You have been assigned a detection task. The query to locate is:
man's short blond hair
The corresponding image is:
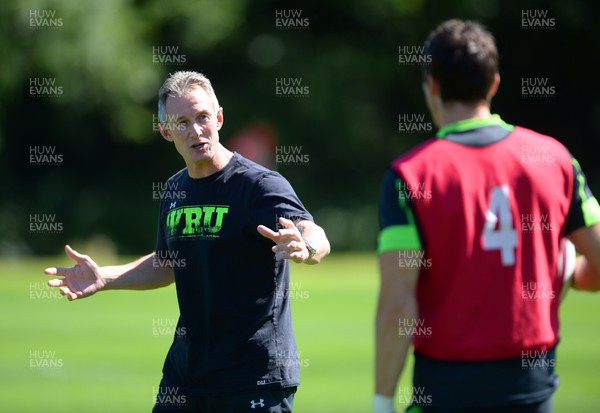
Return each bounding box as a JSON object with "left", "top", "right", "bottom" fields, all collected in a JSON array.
[{"left": 158, "top": 71, "right": 220, "bottom": 123}]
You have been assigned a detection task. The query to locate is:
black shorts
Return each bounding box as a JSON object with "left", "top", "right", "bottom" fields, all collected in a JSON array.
[
  {"left": 406, "top": 396, "right": 552, "bottom": 413},
  {"left": 152, "top": 386, "right": 296, "bottom": 413}
]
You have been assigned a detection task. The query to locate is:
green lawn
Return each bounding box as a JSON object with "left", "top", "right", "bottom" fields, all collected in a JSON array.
[{"left": 1, "top": 254, "right": 599, "bottom": 412}]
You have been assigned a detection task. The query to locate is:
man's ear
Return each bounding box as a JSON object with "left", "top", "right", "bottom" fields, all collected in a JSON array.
[
  {"left": 487, "top": 73, "right": 501, "bottom": 100},
  {"left": 158, "top": 123, "right": 173, "bottom": 142},
  {"left": 216, "top": 107, "right": 224, "bottom": 130},
  {"left": 422, "top": 74, "right": 442, "bottom": 128},
  {"left": 425, "top": 74, "right": 440, "bottom": 98}
]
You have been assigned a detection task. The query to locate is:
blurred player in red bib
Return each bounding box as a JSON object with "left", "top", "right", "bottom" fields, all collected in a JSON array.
[{"left": 375, "top": 19, "right": 600, "bottom": 413}]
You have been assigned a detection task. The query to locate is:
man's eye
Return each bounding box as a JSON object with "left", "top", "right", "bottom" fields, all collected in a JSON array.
[{"left": 178, "top": 120, "right": 188, "bottom": 126}]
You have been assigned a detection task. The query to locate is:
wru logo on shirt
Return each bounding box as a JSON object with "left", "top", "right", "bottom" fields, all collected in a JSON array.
[{"left": 167, "top": 205, "right": 230, "bottom": 239}]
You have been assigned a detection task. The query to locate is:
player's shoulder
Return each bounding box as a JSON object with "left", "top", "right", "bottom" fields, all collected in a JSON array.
[
  {"left": 512, "top": 125, "right": 568, "bottom": 149},
  {"left": 512, "top": 125, "right": 573, "bottom": 161}
]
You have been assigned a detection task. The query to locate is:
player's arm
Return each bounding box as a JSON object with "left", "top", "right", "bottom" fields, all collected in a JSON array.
[
  {"left": 44, "top": 245, "right": 174, "bottom": 301},
  {"left": 567, "top": 224, "right": 600, "bottom": 291},
  {"left": 564, "top": 157, "right": 600, "bottom": 291},
  {"left": 375, "top": 251, "right": 419, "bottom": 401},
  {"left": 257, "top": 217, "right": 330, "bottom": 264},
  {"left": 374, "top": 169, "right": 423, "bottom": 412}
]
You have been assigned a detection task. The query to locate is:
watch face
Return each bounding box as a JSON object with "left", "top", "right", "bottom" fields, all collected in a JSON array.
[{"left": 304, "top": 238, "right": 317, "bottom": 258}]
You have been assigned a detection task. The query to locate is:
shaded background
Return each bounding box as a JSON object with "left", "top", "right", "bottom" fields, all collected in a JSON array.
[{"left": 2, "top": 0, "right": 599, "bottom": 255}]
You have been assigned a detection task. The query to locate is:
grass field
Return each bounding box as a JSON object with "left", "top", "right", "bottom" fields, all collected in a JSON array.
[{"left": 1, "top": 253, "right": 600, "bottom": 412}]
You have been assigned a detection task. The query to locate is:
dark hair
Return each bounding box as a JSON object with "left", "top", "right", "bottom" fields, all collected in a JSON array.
[{"left": 423, "top": 19, "right": 498, "bottom": 103}]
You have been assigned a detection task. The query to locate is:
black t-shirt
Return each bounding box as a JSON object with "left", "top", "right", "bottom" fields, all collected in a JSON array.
[{"left": 155, "top": 153, "right": 313, "bottom": 396}]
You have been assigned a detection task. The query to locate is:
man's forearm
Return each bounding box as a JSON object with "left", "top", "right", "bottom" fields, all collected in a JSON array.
[
  {"left": 568, "top": 224, "right": 600, "bottom": 291},
  {"left": 573, "top": 256, "right": 600, "bottom": 291},
  {"left": 375, "top": 296, "right": 416, "bottom": 396},
  {"left": 102, "top": 253, "right": 174, "bottom": 290},
  {"left": 297, "top": 220, "right": 330, "bottom": 264}
]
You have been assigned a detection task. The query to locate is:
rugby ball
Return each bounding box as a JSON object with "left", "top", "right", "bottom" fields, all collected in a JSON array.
[{"left": 558, "top": 238, "right": 576, "bottom": 302}]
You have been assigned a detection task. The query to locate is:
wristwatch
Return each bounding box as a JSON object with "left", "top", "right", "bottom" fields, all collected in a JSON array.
[{"left": 303, "top": 237, "right": 317, "bottom": 260}]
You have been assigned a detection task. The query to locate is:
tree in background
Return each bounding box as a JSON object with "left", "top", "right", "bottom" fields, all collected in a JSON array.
[{"left": 2, "top": 0, "right": 599, "bottom": 254}]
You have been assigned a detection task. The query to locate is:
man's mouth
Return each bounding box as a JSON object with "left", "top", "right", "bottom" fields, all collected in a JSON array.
[{"left": 190, "top": 142, "right": 207, "bottom": 150}]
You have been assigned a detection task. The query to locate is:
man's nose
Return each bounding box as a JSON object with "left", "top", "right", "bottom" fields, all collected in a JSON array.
[{"left": 192, "top": 122, "right": 203, "bottom": 136}]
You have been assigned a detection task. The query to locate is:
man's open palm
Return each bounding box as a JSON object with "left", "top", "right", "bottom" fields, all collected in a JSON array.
[{"left": 44, "top": 245, "right": 105, "bottom": 301}]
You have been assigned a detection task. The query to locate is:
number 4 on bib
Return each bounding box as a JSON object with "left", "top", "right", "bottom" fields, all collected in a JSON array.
[{"left": 482, "top": 185, "right": 517, "bottom": 266}]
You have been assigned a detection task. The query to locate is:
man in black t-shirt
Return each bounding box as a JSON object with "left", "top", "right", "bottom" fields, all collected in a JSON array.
[{"left": 45, "top": 71, "right": 330, "bottom": 413}]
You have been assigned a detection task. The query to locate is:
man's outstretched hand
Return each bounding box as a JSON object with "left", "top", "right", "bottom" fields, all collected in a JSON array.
[
  {"left": 257, "top": 217, "right": 309, "bottom": 263},
  {"left": 44, "top": 245, "right": 105, "bottom": 301}
]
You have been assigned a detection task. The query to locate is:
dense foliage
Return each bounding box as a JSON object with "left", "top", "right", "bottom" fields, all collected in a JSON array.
[{"left": 2, "top": 0, "right": 599, "bottom": 254}]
